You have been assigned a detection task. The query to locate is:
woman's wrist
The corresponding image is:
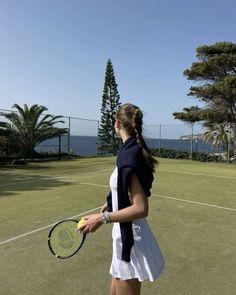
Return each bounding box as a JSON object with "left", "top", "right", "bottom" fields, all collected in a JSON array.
[{"left": 101, "top": 211, "right": 111, "bottom": 224}]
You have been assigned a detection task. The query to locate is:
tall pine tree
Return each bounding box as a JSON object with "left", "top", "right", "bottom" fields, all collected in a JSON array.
[{"left": 98, "top": 59, "right": 121, "bottom": 155}]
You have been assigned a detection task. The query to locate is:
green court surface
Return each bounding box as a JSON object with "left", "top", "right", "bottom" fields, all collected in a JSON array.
[{"left": 0, "top": 158, "right": 235, "bottom": 295}]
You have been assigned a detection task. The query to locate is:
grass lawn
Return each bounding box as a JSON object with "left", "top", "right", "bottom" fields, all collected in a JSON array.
[{"left": 0, "top": 157, "right": 235, "bottom": 295}]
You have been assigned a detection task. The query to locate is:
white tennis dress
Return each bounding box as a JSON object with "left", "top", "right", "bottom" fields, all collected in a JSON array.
[{"left": 109, "top": 167, "right": 165, "bottom": 282}]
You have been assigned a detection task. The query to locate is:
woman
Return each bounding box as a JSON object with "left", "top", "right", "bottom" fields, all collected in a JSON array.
[{"left": 78, "top": 103, "right": 165, "bottom": 295}]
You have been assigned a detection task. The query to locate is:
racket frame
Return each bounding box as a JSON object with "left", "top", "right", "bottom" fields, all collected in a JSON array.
[{"left": 48, "top": 219, "right": 86, "bottom": 259}]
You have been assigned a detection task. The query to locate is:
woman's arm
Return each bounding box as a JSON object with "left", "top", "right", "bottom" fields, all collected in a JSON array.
[
  {"left": 78, "top": 172, "right": 148, "bottom": 234},
  {"left": 109, "top": 172, "right": 148, "bottom": 222}
]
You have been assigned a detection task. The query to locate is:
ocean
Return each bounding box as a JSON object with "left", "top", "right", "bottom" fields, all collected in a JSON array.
[{"left": 35, "top": 135, "right": 221, "bottom": 156}]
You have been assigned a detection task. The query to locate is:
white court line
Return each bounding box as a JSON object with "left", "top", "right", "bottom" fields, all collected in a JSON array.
[
  {"left": 0, "top": 206, "right": 102, "bottom": 246},
  {"left": 158, "top": 169, "right": 236, "bottom": 180},
  {"left": 3, "top": 168, "right": 233, "bottom": 189},
  {"left": 152, "top": 193, "right": 236, "bottom": 212},
  {"left": 0, "top": 176, "right": 66, "bottom": 187},
  {"left": 0, "top": 169, "right": 112, "bottom": 187},
  {"left": 1, "top": 179, "right": 235, "bottom": 246},
  {"left": 81, "top": 182, "right": 108, "bottom": 188},
  {"left": 80, "top": 182, "right": 236, "bottom": 212}
]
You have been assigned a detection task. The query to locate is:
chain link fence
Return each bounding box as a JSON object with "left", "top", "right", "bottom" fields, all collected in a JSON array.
[
  {"left": 36, "top": 116, "right": 100, "bottom": 156},
  {"left": 0, "top": 108, "right": 235, "bottom": 163}
]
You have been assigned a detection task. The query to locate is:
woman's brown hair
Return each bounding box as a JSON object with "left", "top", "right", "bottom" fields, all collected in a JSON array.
[{"left": 116, "top": 103, "right": 158, "bottom": 172}]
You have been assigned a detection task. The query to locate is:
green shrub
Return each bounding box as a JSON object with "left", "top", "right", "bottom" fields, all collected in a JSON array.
[{"left": 151, "top": 147, "right": 222, "bottom": 162}]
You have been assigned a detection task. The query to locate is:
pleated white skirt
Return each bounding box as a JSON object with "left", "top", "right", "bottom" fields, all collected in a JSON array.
[{"left": 109, "top": 167, "right": 165, "bottom": 282}]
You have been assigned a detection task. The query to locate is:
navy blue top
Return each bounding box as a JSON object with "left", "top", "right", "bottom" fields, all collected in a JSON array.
[{"left": 107, "top": 137, "right": 154, "bottom": 262}]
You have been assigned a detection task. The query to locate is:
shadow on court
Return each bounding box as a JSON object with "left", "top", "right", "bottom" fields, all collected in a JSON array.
[{"left": 0, "top": 169, "right": 73, "bottom": 198}]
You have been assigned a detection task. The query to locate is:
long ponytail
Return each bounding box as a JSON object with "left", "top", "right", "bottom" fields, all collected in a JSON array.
[{"left": 116, "top": 103, "right": 158, "bottom": 172}]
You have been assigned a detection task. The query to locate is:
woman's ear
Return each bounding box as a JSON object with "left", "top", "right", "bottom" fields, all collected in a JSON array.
[
  {"left": 114, "top": 119, "right": 121, "bottom": 137},
  {"left": 115, "top": 119, "right": 121, "bottom": 129}
]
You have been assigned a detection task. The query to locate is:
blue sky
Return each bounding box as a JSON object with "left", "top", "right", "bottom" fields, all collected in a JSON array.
[{"left": 1, "top": 0, "right": 236, "bottom": 124}]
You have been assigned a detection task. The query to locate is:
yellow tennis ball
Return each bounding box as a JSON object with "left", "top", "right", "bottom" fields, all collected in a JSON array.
[{"left": 77, "top": 218, "right": 86, "bottom": 228}]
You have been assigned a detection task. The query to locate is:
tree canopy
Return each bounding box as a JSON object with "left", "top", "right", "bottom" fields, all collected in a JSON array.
[
  {"left": 173, "top": 41, "right": 236, "bottom": 154},
  {"left": 0, "top": 104, "right": 67, "bottom": 159},
  {"left": 98, "top": 59, "right": 121, "bottom": 155}
]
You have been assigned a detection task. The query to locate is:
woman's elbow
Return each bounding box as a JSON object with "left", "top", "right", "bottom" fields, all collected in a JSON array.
[{"left": 137, "top": 203, "right": 149, "bottom": 219}]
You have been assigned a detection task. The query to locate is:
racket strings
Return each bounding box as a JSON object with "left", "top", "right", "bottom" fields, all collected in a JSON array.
[{"left": 49, "top": 220, "right": 83, "bottom": 258}]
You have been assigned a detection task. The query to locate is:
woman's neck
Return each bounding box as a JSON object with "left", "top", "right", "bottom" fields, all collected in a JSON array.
[{"left": 120, "top": 131, "right": 131, "bottom": 143}]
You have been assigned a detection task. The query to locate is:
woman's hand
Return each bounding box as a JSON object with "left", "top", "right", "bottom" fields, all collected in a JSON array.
[{"left": 76, "top": 213, "right": 103, "bottom": 234}]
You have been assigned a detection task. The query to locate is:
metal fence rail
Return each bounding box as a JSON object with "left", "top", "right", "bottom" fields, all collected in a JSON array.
[{"left": 0, "top": 108, "right": 235, "bottom": 162}]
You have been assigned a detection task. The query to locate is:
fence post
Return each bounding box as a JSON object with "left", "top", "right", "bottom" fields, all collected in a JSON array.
[
  {"left": 190, "top": 123, "right": 193, "bottom": 159},
  {"left": 96, "top": 120, "right": 100, "bottom": 156},
  {"left": 67, "top": 116, "right": 71, "bottom": 158},
  {"left": 159, "top": 124, "right": 162, "bottom": 157},
  {"left": 30, "top": 127, "right": 33, "bottom": 161},
  {"left": 227, "top": 123, "right": 231, "bottom": 164},
  {"left": 58, "top": 131, "right": 61, "bottom": 160}
]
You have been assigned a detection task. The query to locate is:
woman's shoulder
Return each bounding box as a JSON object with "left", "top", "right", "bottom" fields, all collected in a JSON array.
[{"left": 118, "top": 144, "right": 142, "bottom": 169}]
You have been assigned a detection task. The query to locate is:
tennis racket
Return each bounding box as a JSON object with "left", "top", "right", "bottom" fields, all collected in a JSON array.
[{"left": 48, "top": 219, "right": 86, "bottom": 259}]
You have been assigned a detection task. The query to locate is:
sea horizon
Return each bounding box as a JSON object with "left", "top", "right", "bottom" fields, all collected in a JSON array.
[{"left": 36, "top": 135, "right": 221, "bottom": 156}]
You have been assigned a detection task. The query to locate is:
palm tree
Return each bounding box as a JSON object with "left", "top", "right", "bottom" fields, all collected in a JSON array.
[
  {"left": 201, "top": 123, "right": 233, "bottom": 154},
  {"left": 0, "top": 122, "right": 16, "bottom": 156},
  {"left": 0, "top": 104, "right": 67, "bottom": 160}
]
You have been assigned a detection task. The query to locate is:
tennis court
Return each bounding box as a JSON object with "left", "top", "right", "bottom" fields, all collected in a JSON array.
[{"left": 0, "top": 157, "right": 236, "bottom": 295}]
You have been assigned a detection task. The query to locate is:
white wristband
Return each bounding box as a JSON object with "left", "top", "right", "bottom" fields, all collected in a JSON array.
[
  {"left": 102, "top": 211, "right": 110, "bottom": 224},
  {"left": 104, "top": 211, "right": 111, "bottom": 223}
]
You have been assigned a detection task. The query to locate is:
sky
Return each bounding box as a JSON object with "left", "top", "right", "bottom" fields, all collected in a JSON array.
[{"left": 1, "top": 0, "right": 236, "bottom": 126}]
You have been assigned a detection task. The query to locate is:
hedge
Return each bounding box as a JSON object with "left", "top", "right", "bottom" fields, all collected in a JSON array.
[{"left": 151, "top": 147, "right": 221, "bottom": 162}]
